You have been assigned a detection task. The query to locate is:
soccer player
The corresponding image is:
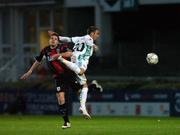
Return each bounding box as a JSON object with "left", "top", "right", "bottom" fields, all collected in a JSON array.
[
  {"left": 48, "top": 26, "right": 101, "bottom": 119},
  {"left": 20, "top": 32, "right": 103, "bottom": 129},
  {"left": 20, "top": 33, "right": 76, "bottom": 129}
]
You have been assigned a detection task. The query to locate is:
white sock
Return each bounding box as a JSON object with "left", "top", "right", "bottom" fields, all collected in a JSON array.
[
  {"left": 58, "top": 57, "right": 81, "bottom": 74},
  {"left": 79, "top": 87, "right": 88, "bottom": 110}
]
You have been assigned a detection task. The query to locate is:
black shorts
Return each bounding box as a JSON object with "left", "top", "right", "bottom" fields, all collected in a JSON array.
[{"left": 54, "top": 72, "right": 82, "bottom": 93}]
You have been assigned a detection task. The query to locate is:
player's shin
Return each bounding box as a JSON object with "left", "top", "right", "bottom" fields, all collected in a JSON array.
[
  {"left": 59, "top": 103, "right": 70, "bottom": 123},
  {"left": 79, "top": 87, "right": 88, "bottom": 110}
]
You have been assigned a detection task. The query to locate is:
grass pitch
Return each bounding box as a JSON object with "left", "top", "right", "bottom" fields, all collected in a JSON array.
[{"left": 0, "top": 115, "right": 180, "bottom": 135}]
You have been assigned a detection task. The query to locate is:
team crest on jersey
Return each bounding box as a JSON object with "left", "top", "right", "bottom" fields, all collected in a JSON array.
[{"left": 57, "top": 86, "right": 61, "bottom": 91}]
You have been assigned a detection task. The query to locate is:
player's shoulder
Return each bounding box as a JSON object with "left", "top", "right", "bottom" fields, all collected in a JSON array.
[
  {"left": 72, "top": 36, "right": 80, "bottom": 43},
  {"left": 84, "top": 35, "right": 93, "bottom": 42},
  {"left": 73, "top": 35, "right": 90, "bottom": 40},
  {"left": 84, "top": 35, "right": 94, "bottom": 46},
  {"left": 42, "top": 45, "right": 51, "bottom": 52}
]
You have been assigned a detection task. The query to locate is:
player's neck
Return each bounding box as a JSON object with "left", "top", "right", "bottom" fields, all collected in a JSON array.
[{"left": 50, "top": 44, "right": 58, "bottom": 49}]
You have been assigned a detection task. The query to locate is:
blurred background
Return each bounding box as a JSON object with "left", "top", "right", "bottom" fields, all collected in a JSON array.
[{"left": 0, "top": 0, "right": 180, "bottom": 117}]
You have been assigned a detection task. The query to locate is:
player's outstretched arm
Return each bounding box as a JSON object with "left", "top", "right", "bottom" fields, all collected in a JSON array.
[
  {"left": 48, "top": 30, "right": 72, "bottom": 43},
  {"left": 20, "top": 61, "right": 41, "bottom": 80},
  {"left": 48, "top": 30, "right": 56, "bottom": 36},
  {"left": 59, "top": 36, "right": 72, "bottom": 43}
]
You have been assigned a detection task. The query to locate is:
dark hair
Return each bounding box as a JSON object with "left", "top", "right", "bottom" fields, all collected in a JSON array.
[
  {"left": 51, "top": 32, "right": 60, "bottom": 41},
  {"left": 87, "top": 26, "right": 100, "bottom": 35},
  {"left": 52, "top": 32, "right": 59, "bottom": 37}
]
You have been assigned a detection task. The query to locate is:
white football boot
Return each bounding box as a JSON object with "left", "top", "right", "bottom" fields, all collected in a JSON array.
[
  {"left": 62, "top": 122, "right": 71, "bottom": 129},
  {"left": 79, "top": 107, "right": 91, "bottom": 119}
]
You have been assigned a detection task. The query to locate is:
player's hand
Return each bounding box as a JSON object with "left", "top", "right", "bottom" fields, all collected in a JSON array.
[
  {"left": 20, "top": 70, "right": 32, "bottom": 80},
  {"left": 48, "top": 31, "right": 59, "bottom": 36},
  {"left": 61, "top": 51, "right": 72, "bottom": 58},
  {"left": 93, "top": 45, "right": 99, "bottom": 52},
  {"left": 48, "top": 30, "right": 55, "bottom": 36}
]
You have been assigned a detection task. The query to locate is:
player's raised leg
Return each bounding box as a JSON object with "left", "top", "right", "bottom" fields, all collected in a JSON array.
[{"left": 57, "top": 56, "right": 84, "bottom": 75}]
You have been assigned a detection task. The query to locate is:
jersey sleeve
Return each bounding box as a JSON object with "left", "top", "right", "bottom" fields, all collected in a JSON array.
[
  {"left": 59, "top": 36, "right": 72, "bottom": 43},
  {"left": 71, "top": 36, "right": 80, "bottom": 44},
  {"left": 85, "top": 37, "right": 94, "bottom": 46},
  {"left": 35, "top": 48, "right": 45, "bottom": 62}
]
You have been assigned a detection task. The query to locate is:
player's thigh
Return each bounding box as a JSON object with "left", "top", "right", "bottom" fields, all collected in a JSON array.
[
  {"left": 56, "top": 92, "right": 65, "bottom": 104},
  {"left": 54, "top": 76, "right": 66, "bottom": 93},
  {"left": 76, "top": 60, "right": 88, "bottom": 72}
]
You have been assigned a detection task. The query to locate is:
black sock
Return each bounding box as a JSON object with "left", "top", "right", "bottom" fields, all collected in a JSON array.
[
  {"left": 88, "top": 84, "right": 100, "bottom": 92},
  {"left": 59, "top": 103, "right": 70, "bottom": 123}
]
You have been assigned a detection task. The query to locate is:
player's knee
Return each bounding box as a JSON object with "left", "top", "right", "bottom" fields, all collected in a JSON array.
[
  {"left": 82, "top": 83, "right": 88, "bottom": 88},
  {"left": 78, "top": 69, "right": 85, "bottom": 75},
  {"left": 78, "top": 72, "right": 83, "bottom": 75},
  {"left": 59, "top": 99, "right": 65, "bottom": 105},
  {"left": 57, "top": 94, "right": 65, "bottom": 105}
]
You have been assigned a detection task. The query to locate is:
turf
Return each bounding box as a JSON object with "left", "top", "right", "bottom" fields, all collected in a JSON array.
[{"left": 0, "top": 115, "right": 180, "bottom": 135}]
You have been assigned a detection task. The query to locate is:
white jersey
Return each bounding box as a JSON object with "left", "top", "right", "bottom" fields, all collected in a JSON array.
[
  {"left": 71, "top": 35, "right": 94, "bottom": 71},
  {"left": 72, "top": 35, "right": 94, "bottom": 61}
]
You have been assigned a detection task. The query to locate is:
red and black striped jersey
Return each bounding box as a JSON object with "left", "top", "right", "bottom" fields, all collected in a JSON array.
[{"left": 35, "top": 43, "right": 71, "bottom": 78}]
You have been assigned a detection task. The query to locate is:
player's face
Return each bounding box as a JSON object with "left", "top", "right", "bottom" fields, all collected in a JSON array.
[
  {"left": 91, "top": 30, "right": 100, "bottom": 40},
  {"left": 49, "top": 35, "right": 59, "bottom": 46}
]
